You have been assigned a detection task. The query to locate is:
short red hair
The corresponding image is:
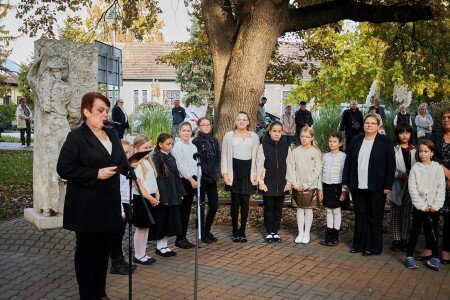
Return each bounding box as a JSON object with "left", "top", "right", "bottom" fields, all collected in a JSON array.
[{"left": 80, "top": 92, "right": 110, "bottom": 120}]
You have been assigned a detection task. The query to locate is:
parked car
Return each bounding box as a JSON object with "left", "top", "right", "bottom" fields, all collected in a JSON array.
[{"left": 184, "top": 111, "right": 199, "bottom": 134}]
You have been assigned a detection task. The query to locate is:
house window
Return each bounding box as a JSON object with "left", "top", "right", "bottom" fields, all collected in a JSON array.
[
  {"left": 133, "top": 90, "right": 139, "bottom": 110},
  {"left": 282, "top": 91, "right": 291, "bottom": 99},
  {"left": 3, "top": 95, "right": 11, "bottom": 105},
  {"left": 16, "top": 96, "right": 21, "bottom": 104},
  {"left": 163, "top": 90, "right": 181, "bottom": 106},
  {"left": 142, "top": 90, "right": 148, "bottom": 103}
]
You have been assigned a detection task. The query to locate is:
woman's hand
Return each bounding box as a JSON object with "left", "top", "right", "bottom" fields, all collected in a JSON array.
[
  {"left": 223, "top": 173, "right": 231, "bottom": 186},
  {"left": 318, "top": 190, "right": 323, "bottom": 202},
  {"left": 149, "top": 196, "right": 159, "bottom": 206},
  {"left": 340, "top": 191, "right": 347, "bottom": 201},
  {"left": 259, "top": 182, "right": 268, "bottom": 192},
  {"left": 426, "top": 205, "right": 436, "bottom": 212},
  {"left": 284, "top": 182, "right": 292, "bottom": 192},
  {"left": 97, "top": 166, "right": 117, "bottom": 179},
  {"left": 189, "top": 177, "right": 198, "bottom": 189},
  {"left": 295, "top": 185, "right": 304, "bottom": 192},
  {"left": 383, "top": 189, "right": 391, "bottom": 195}
]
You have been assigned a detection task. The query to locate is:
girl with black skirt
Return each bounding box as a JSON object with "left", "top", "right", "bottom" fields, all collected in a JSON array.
[
  {"left": 255, "top": 121, "right": 295, "bottom": 243},
  {"left": 319, "top": 133, "right": 347, "bottom": 246},
  {"left": 221, "top": 112, "right": 260, "bottom": 242},
  {"left": 132, "top": 134, "right": 159, "bottom": 265},
  {"left": 152, "top": 133, "right": 183, "bottom": 257},
  {"left": 192, "top": 117, "right": 221, "bottom": 244}
]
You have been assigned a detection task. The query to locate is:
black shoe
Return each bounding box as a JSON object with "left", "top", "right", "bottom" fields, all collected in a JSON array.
[
  {"left": 362, "top": 251, "right": 372, "bottom": 257},
  {"left": 155, "top": 249, "right": 172, "bottom": 257},
  {"left": 232, "top": 236, "right": 240, "bottom": 243},
  {"left": 272, "top": 234, "right": 282, "bottom": 243},
  {"left": 240, "top": 236, "right": 247, "bottom": 243},
  {"left": 133, "top": 256, "right": 155, "bottom": 265},
  {"left": 264, "top": 234, "right": 273, "bottom": 243},
  {"left": 320, "top": 228, "right": 332, "bottom": 246},
  {"left": 206, "top": 232, "right": 218, "bottom": 242},
  {"left": 165, "top": 248, "right": 177, "bottom": 256},
  {"left": 349, "top": 248, "right": 360, "bottom": 253},
  {"left": 328, "top": 229, "right": 339, "bottom": 246},
  {"left": 390, "top": 240, "right": 401, "bottom": 252},
  {"left": 175, "top": 238, "right": 191, "bottom": 249},
  {"left": 202, "top": 236, "right": 214, "bottom": 244},
  {"left": 183, "top": 237, "right": 195, "bottom": 248}
]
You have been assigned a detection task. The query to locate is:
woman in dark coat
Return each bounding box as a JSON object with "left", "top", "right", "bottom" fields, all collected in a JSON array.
[
  {"left": 57, "top": 92, "right": 125, "bottom": 299},
  {"left": 342, "top": 113, "right": 395, "bottom": 256}
]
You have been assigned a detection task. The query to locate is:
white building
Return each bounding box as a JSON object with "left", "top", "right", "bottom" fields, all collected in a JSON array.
[{"left": 119, "top": 42, "right": 317, "bottom": 117}]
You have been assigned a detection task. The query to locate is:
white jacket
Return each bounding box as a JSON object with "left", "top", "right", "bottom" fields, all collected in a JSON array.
[
  {"left": 387, "top": 145, "right": 416, "bottom": 206},
  {"left": 408, "top": 161, "right": 445, "bottom": 211},
  {"left": 15, "top": 105, "right": 33, "bottom": 129}
]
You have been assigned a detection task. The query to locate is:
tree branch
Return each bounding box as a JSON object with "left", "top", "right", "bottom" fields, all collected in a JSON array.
[{"left": 284, "top": 1, "right": 434, "bottom": 33}]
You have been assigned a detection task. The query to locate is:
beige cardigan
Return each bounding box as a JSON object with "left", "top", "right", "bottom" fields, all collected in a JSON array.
[
  {"left": 292, "top": 146, "right": 323, "bottom": 190},
  {"left": 221, "top": 131, "right": 260, "bottom": 184}
]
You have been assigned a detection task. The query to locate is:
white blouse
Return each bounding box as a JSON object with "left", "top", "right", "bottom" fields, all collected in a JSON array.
[
  {"left": 357, "top": 139, "right": 374, "bottom": 189},
  {"left": 322, "top": 151, "right": 346, "bottom": 185},
  {"left": 172, "top": 139, "right": 197, "bottom": 179},
  {"left": 119, "top": 174, "right": 130, "bottom": 204},
  {"left": 232, "top": 137, "right": 253, "bottom": 160},
  {"left": 133, "top": 159, "right": 158, "bottom": 195},
  {"left": 99, "top": 137, "right": 112, "bottom": 155}
]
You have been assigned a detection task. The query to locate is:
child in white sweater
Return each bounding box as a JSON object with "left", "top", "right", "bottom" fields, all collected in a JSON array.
[{"left": 406, "top": 140, "right": 445, "bottom": 271}]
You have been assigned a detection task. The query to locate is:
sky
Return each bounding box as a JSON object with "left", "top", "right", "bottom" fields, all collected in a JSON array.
[{"left": 4, "top": 0, "right": 191, "bottom": 65}]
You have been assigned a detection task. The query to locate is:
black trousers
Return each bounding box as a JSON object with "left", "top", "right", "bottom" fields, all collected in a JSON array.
[
  {"left": 178, "top": 178, "right": 196, "bottom": 238},
  {"left": 110, "top": 203, "right": 129, "bottom": 259},
  {"left": 443, "top": 211, "right": 450, "bottom": 252},
  {"left": 75, "top": 231, "right": 114, "bottom": 300},
  {"left": 19, "top": 124, "right": 31, "bottom": 146},
  {"left": 407, "top": 208, "right": 439, "bottom": 258},
  {"left": 351, "top": 189, "right": 386, "bottom": 254},
  {"left": 230, "top": 193, "right": 250, "bottom": 237},
  {"left": 200, "top": 180, "right": 219, "bottom": 236},
  {"left": 263, "top": 196, "right": 284, "bottom": 234}
]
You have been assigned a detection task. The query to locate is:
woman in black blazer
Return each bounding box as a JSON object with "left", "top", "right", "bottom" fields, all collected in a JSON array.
[
  {"left": 57, "top": 92, "right": 125, "bottom": 300},
  {"left": 342, "top": 113, "right": 395, "bottom": 256}
]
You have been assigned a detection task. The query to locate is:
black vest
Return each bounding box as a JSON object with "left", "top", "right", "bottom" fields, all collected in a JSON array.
[
  {"left": 260, "top": 139, "right": 289, "bottom": 197},
  {"left": 396, "top": 112, "right": 410, "bottom": 125}
]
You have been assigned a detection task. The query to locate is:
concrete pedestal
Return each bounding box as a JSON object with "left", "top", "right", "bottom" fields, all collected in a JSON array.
[{"left": 24, "top": 208, "right": 63, "bottom": 230}]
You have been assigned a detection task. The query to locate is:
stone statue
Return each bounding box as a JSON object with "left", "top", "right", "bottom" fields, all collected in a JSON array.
[{"left": 27, "top": 55, "right": 81, "bottom": 216}]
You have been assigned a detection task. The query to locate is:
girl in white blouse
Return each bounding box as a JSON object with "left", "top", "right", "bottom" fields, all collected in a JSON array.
[
  {"left": 292, "top": 126, "right": 322, "bottom": 244},
  {"left": 172, "top": 122, "right": 198, "bottom": 249},
  {"left": 319, "top": 133, "right": 347, "bottom": 246},
  {"left": 132, "top": 134, "right": 159, "bottom": 265}
]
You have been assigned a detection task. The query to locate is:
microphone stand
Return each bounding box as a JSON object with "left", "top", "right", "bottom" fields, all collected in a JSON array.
[
  {"left": 193, "top": 152, "right": 202, "bottom": 300},
  {"left": 108, "top": 124, "right": 154, "bottom": 300}
]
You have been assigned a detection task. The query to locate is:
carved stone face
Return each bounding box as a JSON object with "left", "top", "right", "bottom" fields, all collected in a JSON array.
[{"left": 50, "top": 68, "right": 63, "bottom": 80}]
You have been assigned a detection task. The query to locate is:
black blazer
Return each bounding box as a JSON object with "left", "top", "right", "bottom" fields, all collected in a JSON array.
[
  {"left": 57, "top": 122, "right": 125, "bottom": 232},
  {"left": 112, "top": 105, "right": 129, "bottom": 136},
  {"left": 342, "top": 133, "right": 395, "bottom": 192}
]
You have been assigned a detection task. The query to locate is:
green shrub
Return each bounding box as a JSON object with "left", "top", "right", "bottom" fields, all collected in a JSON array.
[
  {"left": 0, "top": 104, "right": 16, "bottom": 123},
  {"left": 313, "top": 105, "right": 342, "bottom": 151},
  {"left": 129, "top": 102, "right": 172, "bottom": 143}
]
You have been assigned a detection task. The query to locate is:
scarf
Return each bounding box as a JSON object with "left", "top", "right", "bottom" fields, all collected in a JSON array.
[{"left": 197, "top": 133, "right": 215, "bottom": 159}]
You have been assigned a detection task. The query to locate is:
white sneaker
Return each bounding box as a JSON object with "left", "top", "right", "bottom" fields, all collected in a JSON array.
[
  {"left": 301, "top": 234, "right": 310, "bottom": 244},
  {"left": 295, "top": 234, "right": 303, "bottom": 244},
  {"left": 21, "top": 145, "right": 26, "bottom": 148}
]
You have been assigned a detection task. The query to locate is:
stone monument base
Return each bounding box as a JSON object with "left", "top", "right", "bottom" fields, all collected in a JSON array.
[{"left": 24, "top": 208, "right": 63, "bottom": 230}]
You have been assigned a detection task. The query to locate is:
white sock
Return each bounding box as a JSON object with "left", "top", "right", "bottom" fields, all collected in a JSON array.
[
  {"left": 156, "top": 239, "right": 164, "bottom": 250},
  {"left": 162, "top": 237, "right": 168, "bottom": 248},
  {"left": 326, "top": 208, "right": 333, "bottom": 229},
  {"left": 304, "top": 209, "right": 313, "bottom": 236},
  {"left": 134, "top": 227, "right": 148, "bottom": 259},
  {"left": 332, "top": 208, "right": 341, "bottom": 230},
  {"left": 295, "top": 208, "right": 305, "bottom": 243}
]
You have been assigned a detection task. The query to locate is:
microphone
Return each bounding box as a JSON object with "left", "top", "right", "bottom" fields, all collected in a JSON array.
[
  {"left": 193, "top": 152, "right": 201, "bottom": 160},
  {"left": 103, "top": 120, "right": 122, "bottom": 127}
]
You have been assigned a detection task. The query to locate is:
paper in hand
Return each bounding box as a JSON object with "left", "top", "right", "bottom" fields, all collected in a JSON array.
[{"left": 116, "top": 150, "right": 151, "bottom": 174}]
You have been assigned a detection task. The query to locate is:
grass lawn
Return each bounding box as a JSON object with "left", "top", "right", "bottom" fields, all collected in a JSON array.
[{"left": 0, "top": 150, "right": 33, "bottom": 220}]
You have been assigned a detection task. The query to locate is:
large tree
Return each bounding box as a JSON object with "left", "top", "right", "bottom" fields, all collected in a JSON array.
[{"left": 15, "top": 0, "right": 445, "bottom": 139}]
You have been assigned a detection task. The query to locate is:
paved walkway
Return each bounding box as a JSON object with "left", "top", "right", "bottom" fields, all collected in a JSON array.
[
  {"left": 0, "top": 142, "right": 33, "bottom": 151},
  {"left": 0, "top": 218, "right": 449, "bottom": 299}
]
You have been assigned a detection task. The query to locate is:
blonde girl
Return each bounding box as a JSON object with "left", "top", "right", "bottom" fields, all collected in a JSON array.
[
  {"left": 132, "top": 134, "right": 159, "bottom": 265},
  {"left": 292, "top": 126, "right": 322, "bottom": 244}
]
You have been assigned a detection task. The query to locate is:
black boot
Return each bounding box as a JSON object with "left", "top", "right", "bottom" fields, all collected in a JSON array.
[
  {"left": 110, "top": 256, "right": 135, "bottom": 275},
  {"left": 329, "top": 229, "right": 339, "bottom": 246},
  {"left": 320, "top": 228, "right": 332, "bottom": 246}
]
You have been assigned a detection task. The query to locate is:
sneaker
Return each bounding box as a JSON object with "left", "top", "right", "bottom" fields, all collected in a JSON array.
[
  {"left": 426, "top": 258, "right": 440, "bottom": 271},
  {"left": 405, "top": 257, "right": 418, "bottom": 269},
  {"left": 264, "top": 234, "right": 273, "bottom": 243},
  {"left": 272, "top": 234, "right": 282, "bottom": 243}
]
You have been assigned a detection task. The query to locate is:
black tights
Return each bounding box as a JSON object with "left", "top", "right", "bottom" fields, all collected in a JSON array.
[{"left": 230, "top": 193, "right": 250, "bottom": 237}]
